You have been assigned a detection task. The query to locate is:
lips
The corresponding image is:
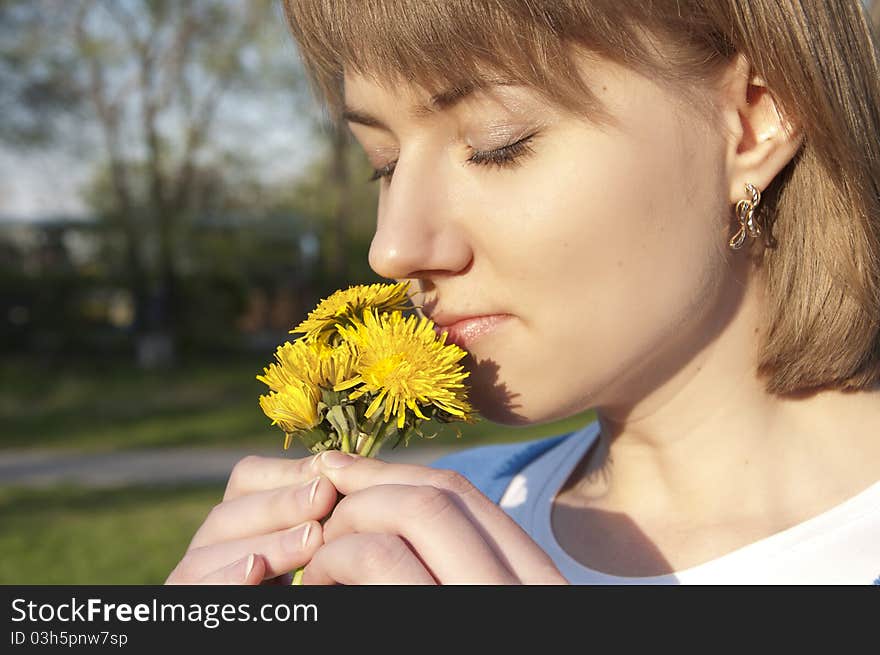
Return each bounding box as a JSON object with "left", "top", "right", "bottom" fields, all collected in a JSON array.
[{"left": 429, "top": 313, "right": 511, "bottom": 349}]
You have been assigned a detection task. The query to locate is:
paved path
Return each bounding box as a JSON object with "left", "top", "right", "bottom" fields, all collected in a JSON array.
[{"left": 0, "top": 445, "right": 460, "bottom": 489}]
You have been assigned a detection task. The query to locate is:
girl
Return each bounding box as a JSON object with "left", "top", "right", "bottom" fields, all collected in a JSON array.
[{"left": 167, "top": 1, "right": 880, "bottom": 584}]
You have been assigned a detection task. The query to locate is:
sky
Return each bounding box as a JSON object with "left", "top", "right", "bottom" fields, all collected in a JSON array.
[
  {"left": 0, "top": 108, "right": 322, "bottom": 222},
  {"left": 0, "top": 1, "right": 326, "bottom": 223}
]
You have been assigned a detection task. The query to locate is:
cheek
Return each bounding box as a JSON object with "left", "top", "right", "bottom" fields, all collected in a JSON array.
[
  {"left": 465, "top": 118, "right": 728, "bottom": 421},
  {"left": 498, "top": 121, "right": 725, "bottom": 321}
]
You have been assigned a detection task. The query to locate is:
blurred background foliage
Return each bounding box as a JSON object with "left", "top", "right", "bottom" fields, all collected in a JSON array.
[
  {"left": 0, "top": 0, "right": 397, "bottom": 584},
  {"left": 0, "top": 0, "right": 381, "bottom": 367}
]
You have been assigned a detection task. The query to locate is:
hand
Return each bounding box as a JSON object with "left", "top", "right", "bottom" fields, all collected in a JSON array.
[
  {"left": 165, "top": 454, "right": 335, "bottom": 584},
  {"left": 301, "top": 451, "right": 568, "bottom": 585}
]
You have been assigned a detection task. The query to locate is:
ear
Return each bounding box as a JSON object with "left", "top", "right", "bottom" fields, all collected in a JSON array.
[{"left": 718, "top": 53, "right": 804, "bottom": 204}]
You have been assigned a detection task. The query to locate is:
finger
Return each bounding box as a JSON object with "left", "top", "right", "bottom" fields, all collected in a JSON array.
[
  {"left": 263, "top": 572, "right": 294, "bottom": 585},
  {"left": 223, "top": 454, "right": 320, "bottom": 501},
  {"left": 189, "top": 476, "right": 335, "bottom": 549},
  {"left": 167, "top": 520, "right": 322, "bottom": 583},
  {"left": 187, "top": 553, "right": 267, "bottom": 585},
  {"left": 314, "top": 452, "right": 564, "bottom": 583},
  {"left": 302, "top": 533, "right": 436, "bottom": 585},
  {"left": 323, "top": 484, "right": 517, "bottom": 584}
]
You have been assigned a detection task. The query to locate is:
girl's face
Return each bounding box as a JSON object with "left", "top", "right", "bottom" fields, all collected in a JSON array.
[{"left": 344, "top": 55, "right": 738, "bottom": 425}]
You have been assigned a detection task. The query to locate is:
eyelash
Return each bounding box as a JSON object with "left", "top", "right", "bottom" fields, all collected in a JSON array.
[{"left": 366, "top": 134, "right": 538, "bottom": 183}]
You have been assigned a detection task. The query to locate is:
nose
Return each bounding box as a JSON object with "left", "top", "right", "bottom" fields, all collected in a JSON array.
[{"left": 367, "top": 148, "right": 473, "bottom": 281}]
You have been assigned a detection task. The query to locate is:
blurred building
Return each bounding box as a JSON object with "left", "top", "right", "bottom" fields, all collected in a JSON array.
[{"left": 0, "top": 212, "right": 322, "bottom": 357}]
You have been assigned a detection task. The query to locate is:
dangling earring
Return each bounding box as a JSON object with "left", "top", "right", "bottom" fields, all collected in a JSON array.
[{"left": 728, "top": 183, "right": 762, "bottom": 250}]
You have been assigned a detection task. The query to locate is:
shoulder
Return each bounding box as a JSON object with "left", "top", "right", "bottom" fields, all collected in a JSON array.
[{"left": 428, "top": 431, "right": 578, "bottom": 504}]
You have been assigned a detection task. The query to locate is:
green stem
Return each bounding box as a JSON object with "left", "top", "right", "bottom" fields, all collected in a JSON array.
[
  {"left": 362, "top": 421, "right": 393, "bottom": 457},
  {"left": 361, "top": 413, "right": 381, "bottom": 442},
  {"left": 358, "top": 418, "right": 385, "bottom": 456},
  {"left": 364, "top": 437, "right": 383, "bottom": 458},
  {"left": 289, "top": 492, "right": 340, "bottom": 586},
  {"left": 358, "top": 433, "right": 376, "bottom": 457}
]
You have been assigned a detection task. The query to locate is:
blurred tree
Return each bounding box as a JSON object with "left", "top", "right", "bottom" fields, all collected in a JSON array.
[
  {"left": 326, "top": 120, "right": 354, "bottom": 283},
  {"left": 74, "top": 0, "right": 294, "bottom": 366},
  {"left": 0, "top": 0, "right": 84, "bottom": 146},
  {"left": 0, "top": 0, "right": 311, "bottom": 366},
  {"left": 275, "top": 124, "right": 381, "bottom": 288}
]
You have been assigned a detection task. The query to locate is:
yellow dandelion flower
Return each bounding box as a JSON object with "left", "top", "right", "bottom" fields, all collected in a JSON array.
[
  {"left": 257, "top": 340, "right": 322, "bottom": 392},
  {"left": 256, "top": 339, "right": 360, "bottom": 447},
  {"left": 290, "top": 282, "right": 413, "bottom": 343},
  {"left": 334, "top": 309, "right": 474, "bottom": 429},
  {"left": 319, "top": 340, "right": 359, "bottom": 389},
  {"left": 257, "top": 339, "right": 358, "bottom": 391},
  {"left": 258, "top": 382, "right": 321, "bottom": 436}
]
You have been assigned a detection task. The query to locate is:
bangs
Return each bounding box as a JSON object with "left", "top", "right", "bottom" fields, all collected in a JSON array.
[{"left": 282, "top": 0, "right": 730, "bottom": 123}]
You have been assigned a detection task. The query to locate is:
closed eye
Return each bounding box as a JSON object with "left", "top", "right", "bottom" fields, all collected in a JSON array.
[{"left": 367, "top": 134, "right": 539, "bottom": 183}]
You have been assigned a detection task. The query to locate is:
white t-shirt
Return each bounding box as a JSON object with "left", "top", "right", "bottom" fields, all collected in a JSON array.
[{"left": 499, "top": 421, "right": 880, "bottom": 584}]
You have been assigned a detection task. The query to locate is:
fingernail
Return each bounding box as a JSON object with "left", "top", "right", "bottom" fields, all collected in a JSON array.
[
  {"left": 320, "top": 450, "right": 356, "bottom": 469},
  {"left": 297, "top": 477, "right": 321, "bottom": 505},
  {"left": 243, "top": 553, "right": 255, "bottom": 582},
  {"left": 283, "top": 522, "right": 312, "bottom": 552}
]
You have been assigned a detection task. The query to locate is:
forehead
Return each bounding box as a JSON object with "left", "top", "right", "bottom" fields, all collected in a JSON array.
[
  {"left": 343, "top": 69, "right": 554, "bottom": 129},
  {"left": 344, "top": 69, "right": 523, "bottom": 107},
  {"left": 341, "top": 54, "right": 704, "bottom": 134}
]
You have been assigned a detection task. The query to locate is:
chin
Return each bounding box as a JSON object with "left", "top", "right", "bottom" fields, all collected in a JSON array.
[
  {"left": 464, "top": 358, "right": 595, "bottom": 427},
  {"left": 463, "top": 354, "right": 532, "bottom": 425},
  {"left": 465, "top": 374, "right": 564, "bottom": 427},
  {"left": 471, "top": 393, "right": 587, "bottom": 427}
]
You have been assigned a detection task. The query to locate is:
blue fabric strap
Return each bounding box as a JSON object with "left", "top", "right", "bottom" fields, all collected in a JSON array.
[{"left": 429, "top": 433, "right": 574, "bottom": 504}]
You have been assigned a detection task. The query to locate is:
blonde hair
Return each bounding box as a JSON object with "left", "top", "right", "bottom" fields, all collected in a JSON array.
[{"left": 283, "top": 0, "right": 880, "bottom": 395}]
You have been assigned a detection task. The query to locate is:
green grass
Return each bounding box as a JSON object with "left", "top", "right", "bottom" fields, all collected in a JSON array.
[
  {"left": 0, "top": 483, "right": 225, "bottom": 584},
  {"left": 0, "top": 356, "right": 598, "bottom": 585},
  {"left": 0, "top": 408, "right": 595, "bottom": 584},
  {"left": 1, "top": 355, "right": 596, "bottom": 453},
  {"left": 1, "top": 356, "right": 270, "bottom": 452}
]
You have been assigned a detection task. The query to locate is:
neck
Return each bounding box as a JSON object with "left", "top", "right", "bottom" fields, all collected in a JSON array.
[{"left": 579, "top": 267, "right": 880, "bottom": 524}]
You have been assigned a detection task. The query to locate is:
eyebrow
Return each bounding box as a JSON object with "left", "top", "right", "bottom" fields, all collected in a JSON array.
[{"left": 342, "top": 78, "right": 516, "bottom": 130}]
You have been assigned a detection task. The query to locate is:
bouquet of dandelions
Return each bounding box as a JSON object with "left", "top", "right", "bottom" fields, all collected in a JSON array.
[{"left": 256, "top": 281, "right": 477, "bottom": 584}]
